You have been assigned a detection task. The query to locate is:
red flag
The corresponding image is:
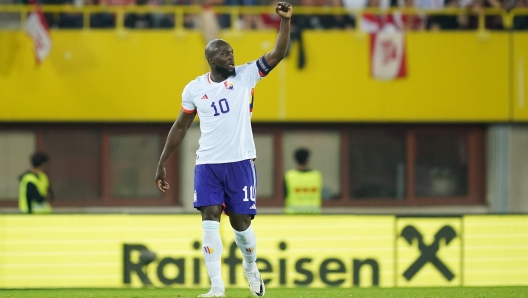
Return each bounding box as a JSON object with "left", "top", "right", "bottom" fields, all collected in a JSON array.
[
  {"left": 370, "top": 32, "right": 407, "bottom": 80},
  {"left": 25, "top": 6, "right": 52, "bottom": 64}
]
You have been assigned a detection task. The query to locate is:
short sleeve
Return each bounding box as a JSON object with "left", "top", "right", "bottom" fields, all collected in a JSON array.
[
  {"left": 242, "top": 55, "right": 273, "bottom": 86},
  {"left": 181, "top": 82, "right": 196, "bottom": 114}
]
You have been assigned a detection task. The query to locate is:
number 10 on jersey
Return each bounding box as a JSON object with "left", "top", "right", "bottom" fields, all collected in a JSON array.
[
  {"left": 242, "top": 185, "right": 256, "bottom": 201},
  {"left": 211, "top": 98, "right": 230, "bottom": 116}
]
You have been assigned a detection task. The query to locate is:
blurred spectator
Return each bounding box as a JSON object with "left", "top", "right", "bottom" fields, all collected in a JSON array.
[
  {"left": 290, "top": 0, "right": 353, "bottom": 29},
  {"left": 427, "top": 0, "right": 468, "bottom": 29},
  {"left": 415, "top": 0, "right": 444, "bottom": 9},
  {"left": 361, "top": 0, "right": 427, "bottom": 31},
  {"left": 237, "top": 0, "right": 266, "bottom": 29},
  {"left": 18, "top": 152, "right": 53, "bottom": 214},
  {"left": 261, "top": 0, "right": 282, "bottom": 29},
  {"left": 262, "top": 0, "right": 354, "bottom": 30},
  {"left": 467, "top": 0, "right": 505, "bottom": 29},
  {"left": 203, "top": 0, "right": 266, "bottom": 30},
  {"left": 100, "top": 0, "right": 134, "bottom": 5},
  {"left": 147, "top": 0, "right": 175, "bottom": 28},
  {"left": 342, "top": 0, "right": 367, "bottom": 25},
  {"left": 122, "top": 0, "right": 174, "bottom": 29},
  {"left": 125, "top": 0, "right": 155, "bottom": 28},
  {"left": 332, "top": 0, "right": 355, "bottom": 28},
  {"left": 87, "top": 0, "right": 116, "bottom": 28},
  {"left": 21, "top": 0, "right": 84, "bottom": 28},
  {"left": 57, "top": 0, "right": 84, "bottom": 28},
  {"left": 86, "top": 0, "right": 135, "bottom": 29},
  {"left": 396, "top": 0, "right": 426, "bottom": 30},
  {"left": 201, "top": 0, "right": 232, "bottom": 29},
  {"left": 342, "top": 0, "right": 366, "bottom": 9},
  {"left": 511, "top": 0, "right": 528, "bottom": 29},
  {"left": 173, "top": 0, "right": 196, "bottom": 29},
  {"left": 361, "top": 0, "right": 399, "bottom": 32},
  {"left": 1, "top": 0, "right": 21, "bottom": 29},
  {"left": 199, "top": 5, "right": 220, "bottom": 41}
]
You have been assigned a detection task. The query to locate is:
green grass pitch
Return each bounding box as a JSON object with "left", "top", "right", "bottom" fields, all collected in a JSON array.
[{"left": 1, "top": 287, "right": 528, "bottom": 298}]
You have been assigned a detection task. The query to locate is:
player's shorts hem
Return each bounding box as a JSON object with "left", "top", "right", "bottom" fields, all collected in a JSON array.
[
  {"left": 194, "top": 205, "right": 256, "bottom": 219},
  {"left": 195, "top": 157, "right": 256, "bottom": 165}
]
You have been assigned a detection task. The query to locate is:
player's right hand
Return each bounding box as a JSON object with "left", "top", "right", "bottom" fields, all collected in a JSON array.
[{"left": 155, "top": 167, "right": 170, "bottom": 192}]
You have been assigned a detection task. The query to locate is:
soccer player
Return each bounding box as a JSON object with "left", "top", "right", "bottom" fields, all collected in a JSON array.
[{"left": 154, "top": 2, "right": 292, "bottom": 297}]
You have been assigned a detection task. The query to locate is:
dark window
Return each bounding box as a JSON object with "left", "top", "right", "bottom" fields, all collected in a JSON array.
[
  {"left": 415, "top": 132, "right": 468, "bottom": 197},
  {"left": 109, "top": 134, "right": 163, "bottom": 198},
  {"left": 42, "top": 129, "right": 101, "bottom": 200},
  {"left": 349, "top": 129, "right": 406, "bottom": 200}
]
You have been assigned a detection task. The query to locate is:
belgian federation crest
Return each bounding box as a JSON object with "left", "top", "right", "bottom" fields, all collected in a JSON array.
[{"left": 224, "top": 80, "right": 234, "bottom": 91}]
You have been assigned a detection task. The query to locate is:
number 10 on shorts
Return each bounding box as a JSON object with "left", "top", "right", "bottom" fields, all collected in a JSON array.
[{"left": 242, "top": 186, "right": 256, "bottom": 201}]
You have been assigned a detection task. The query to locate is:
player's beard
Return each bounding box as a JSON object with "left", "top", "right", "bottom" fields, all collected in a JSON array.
[{"left": 216, "top": 65, "right": 236, "bottom": 78}]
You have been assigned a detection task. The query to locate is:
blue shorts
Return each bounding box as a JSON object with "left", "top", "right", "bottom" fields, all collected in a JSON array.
[{"left": 194, "top": 159, "right": 257, "bottom": 216}]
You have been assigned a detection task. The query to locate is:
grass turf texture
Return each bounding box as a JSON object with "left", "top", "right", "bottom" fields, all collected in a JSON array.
[{"left": 1, "top": 287, "right": 528, "bottom": 298}]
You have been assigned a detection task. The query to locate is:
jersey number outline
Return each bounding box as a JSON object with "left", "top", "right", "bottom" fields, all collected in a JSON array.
[{"left": 211, "top": 98, "right": 230, "bottom": 116}]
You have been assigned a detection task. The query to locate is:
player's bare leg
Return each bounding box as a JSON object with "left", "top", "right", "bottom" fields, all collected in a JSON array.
[
  {"left": 230, "top": 214, "right": 265, "bottom": 297},
  {"left": 198, "top": 205, "right": 225, "bottom": 298}
]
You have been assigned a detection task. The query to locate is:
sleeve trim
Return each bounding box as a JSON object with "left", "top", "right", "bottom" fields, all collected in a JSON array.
[{"left": 182, "top": 106, "right": 196, "bottom": 114}]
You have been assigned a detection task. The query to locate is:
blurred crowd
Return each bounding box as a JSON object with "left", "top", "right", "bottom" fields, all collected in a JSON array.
[{"left": 10, "top": 0, "right": 528, "bottom": 30}]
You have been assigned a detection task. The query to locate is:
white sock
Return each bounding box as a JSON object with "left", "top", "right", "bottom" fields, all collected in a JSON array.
[
  {"left": 202, "top": 220, "right": 224, "bottom": 290},
  {"left": 233, "top": 225, "right": 257, "bottom": 272}
]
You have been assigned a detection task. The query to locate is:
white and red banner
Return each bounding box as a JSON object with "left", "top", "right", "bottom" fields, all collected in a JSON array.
[
  {"left": 361, "top": 13, "right": 408, "bottom": 80},
  {"left": 369, "top": 31, "right": 407, "bottom": 80},
  {"left": 25, "top": 7, "right": 52, "bottom": 64}
]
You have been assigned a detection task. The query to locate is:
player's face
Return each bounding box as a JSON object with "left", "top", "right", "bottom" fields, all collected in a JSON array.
[{"left": 213, "top": 44, "right": 235, "bottom": 77}]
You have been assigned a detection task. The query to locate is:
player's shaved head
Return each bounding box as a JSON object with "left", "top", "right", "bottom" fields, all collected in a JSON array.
[
  {"left": 205, "top": 39, "right": 236, "bottom": 79},
  {"left": 205, "top": 39, "right": 230, "bottom": 59}
]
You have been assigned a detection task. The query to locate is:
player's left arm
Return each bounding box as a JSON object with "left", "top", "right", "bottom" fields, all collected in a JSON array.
[{"left": 263, "top": 2, "right": 292, "bottom": 69}]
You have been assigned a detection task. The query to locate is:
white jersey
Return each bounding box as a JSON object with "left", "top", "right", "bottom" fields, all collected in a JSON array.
[{"left": 181, "top": 56, "right": 272, "bottom": 165}]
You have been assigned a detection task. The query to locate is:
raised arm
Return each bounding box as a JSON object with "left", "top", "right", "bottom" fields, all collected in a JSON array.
[
  {"left": 264, "top": 2, "right": 292, "bottom": 69},
  {"left": 155, "top": 109, "right": 197, "bottom": 192}
]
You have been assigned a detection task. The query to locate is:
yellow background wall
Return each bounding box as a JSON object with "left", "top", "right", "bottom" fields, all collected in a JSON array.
[
  {"left": 513, "top": 32, "right": 528, "bottom": 121},
  {"left": 0, "top": 30, "right": 525, "bottom": 122}
]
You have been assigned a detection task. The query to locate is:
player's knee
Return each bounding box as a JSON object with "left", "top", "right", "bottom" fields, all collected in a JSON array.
[
  {"left": 229, "top": 214, "right": 252, "bottom": 231},
  {"left": 199, "top": 205, "right": 223, "bottom": 221}
]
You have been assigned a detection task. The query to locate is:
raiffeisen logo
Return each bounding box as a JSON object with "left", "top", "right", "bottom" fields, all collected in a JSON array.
[{"left": 123, "top": 241, "right": 380, "bottom": 287}]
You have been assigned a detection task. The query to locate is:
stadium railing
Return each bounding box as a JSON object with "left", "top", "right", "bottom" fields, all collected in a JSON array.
[{"left": 0, "top": 5, "right": 526, "bottom": 31}]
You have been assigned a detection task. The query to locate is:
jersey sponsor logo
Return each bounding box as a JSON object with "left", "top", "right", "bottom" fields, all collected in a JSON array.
[
  {"left": 224, "top": 80, "right": 234, "bottom": 91},
  {"left": 200, "top": 94, "right": 209, "bottom": 100},
  {"left": 250, "top": 204, "right": 256, "bottom": 210},
  {"left": 203, "top": 246, "right": 215, "bottom": 254},
  {"left": 193, "top": 191, "right": 197, "bottom": 202}
]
